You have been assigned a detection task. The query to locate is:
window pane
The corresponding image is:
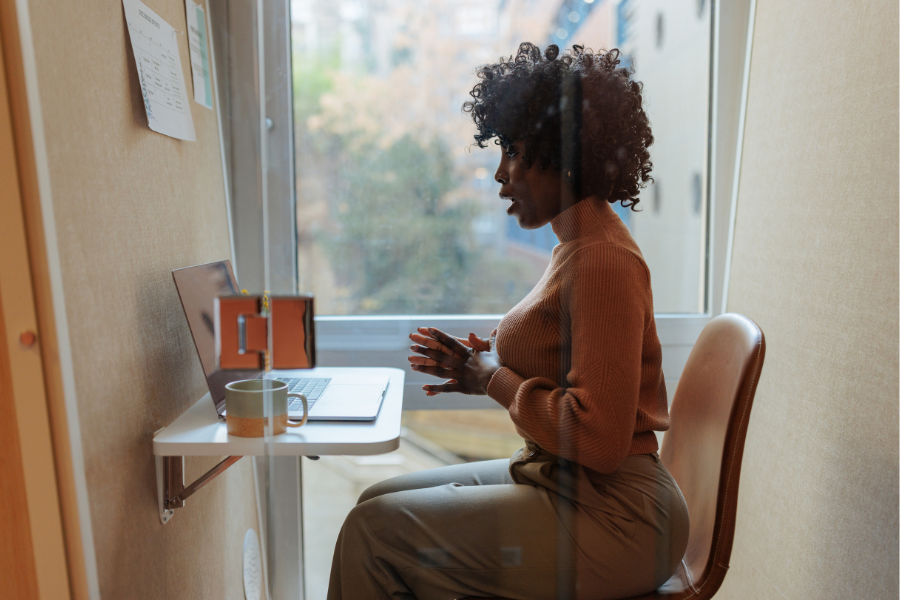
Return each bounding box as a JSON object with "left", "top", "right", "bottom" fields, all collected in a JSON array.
[{"left": 291, "top": 0, "right": 711, "bottom": 315}]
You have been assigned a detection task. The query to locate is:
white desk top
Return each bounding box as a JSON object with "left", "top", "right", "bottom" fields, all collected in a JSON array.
[{"left": 153, "top": 367, "right": 404, "bottom": 457}]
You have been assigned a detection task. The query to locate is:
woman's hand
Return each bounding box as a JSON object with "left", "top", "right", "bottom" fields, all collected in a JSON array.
[
  {"left": 408, "top": 327, "right": 501, "bottom": 396},
  {"left": 408, "top": 327, "right": 491, "bottom": 362}
]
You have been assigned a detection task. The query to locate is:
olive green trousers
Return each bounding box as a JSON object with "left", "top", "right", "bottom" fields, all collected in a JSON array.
[{"left": 327, "top": 445, "right": 689, "bottom": 600}]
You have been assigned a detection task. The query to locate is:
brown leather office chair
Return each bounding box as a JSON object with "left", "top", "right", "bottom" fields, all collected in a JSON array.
[{"left": 462, "top": 313, "right": 766, "bottom": 600}]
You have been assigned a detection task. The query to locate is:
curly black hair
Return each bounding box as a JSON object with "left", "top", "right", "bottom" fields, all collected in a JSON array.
[{"left": 463, "top": 43, "right": 653, "bottom": 210}]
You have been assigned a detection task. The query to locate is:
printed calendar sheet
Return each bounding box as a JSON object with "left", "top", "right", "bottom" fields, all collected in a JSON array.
[{"left": 123, "top": 0, "right": 196, "bottom": 141}]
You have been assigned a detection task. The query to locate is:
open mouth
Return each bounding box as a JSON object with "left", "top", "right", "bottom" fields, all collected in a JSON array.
[{"left": 506, "top": 198, "right": 517, "bottom": 215}]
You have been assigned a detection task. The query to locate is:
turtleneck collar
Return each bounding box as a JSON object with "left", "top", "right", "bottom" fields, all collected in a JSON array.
[{"left": 550, "top": 196, "right": 617, "bottom": 243}]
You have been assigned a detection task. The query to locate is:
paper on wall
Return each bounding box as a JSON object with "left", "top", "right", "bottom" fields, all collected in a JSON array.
[
  {"left": 122, "top": 0, "right": 196, "bottom": 141},
  {"left": 185, "top": 1, "right": 213, "bottom": 109}
]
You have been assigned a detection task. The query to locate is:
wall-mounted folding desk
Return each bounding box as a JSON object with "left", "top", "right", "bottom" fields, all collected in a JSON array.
[{"left": 152, "top": 367, "right": 404, "bottom": 523}]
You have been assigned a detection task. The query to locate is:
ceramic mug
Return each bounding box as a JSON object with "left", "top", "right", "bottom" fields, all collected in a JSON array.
[{"left": 224, "top": 379, "right": 308, "bottom": 437}]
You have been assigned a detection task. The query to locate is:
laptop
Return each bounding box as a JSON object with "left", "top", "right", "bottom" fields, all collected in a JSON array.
[{"left": 172, "top": 260, "right": 389, "bottom": 421}]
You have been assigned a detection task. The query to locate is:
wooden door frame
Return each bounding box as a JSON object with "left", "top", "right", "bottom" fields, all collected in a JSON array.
[{"left": 0, "top": 1, "right": 89, "bottom": 598}]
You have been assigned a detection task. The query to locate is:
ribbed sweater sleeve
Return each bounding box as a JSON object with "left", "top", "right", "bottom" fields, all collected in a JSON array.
[{"left": 487, "top": 244, "right": 649, "bottom": 473}]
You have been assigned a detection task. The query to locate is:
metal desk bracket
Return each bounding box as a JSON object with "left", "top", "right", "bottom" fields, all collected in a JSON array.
[{"left": 155, "top": 443, "right": 243, "bottom": 525}]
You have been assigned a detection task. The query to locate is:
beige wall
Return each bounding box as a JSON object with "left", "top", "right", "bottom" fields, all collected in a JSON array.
[
  {"left": 721, "top": 0, "right": 898, "bottom": 597},
  {"left": 24, "top": 0, "right": 259, "bottom": 597}
]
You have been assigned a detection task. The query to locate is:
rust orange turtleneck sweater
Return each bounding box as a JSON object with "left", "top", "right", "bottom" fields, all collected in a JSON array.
[{"left": 487, "top": 196, "right": 668, "bottom": 474}]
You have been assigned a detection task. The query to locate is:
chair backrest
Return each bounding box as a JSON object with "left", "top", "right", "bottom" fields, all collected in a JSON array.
[{"left": 659, "top": 313, "right": 765, "bottom": 596}]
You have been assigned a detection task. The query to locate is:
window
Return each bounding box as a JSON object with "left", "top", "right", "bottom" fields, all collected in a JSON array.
[
  {"left": 287, "top": 1, "right": 717, "bottom": 596},
  {"left": 292, "top": 0, "right": 711, "bottom": 317}
]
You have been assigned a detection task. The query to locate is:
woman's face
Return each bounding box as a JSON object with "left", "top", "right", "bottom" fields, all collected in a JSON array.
[{"left": 494, "top": 141, "right": 564, "bottom": 230}]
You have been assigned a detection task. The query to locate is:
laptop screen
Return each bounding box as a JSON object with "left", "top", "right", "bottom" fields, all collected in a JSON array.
[{"left": 172, "top": 260, "right": 261, "bottom": 412}]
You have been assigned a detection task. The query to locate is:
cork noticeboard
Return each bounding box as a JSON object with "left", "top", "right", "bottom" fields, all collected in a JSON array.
[{"left": 25, "top": 0, "right": 260, "bottom": 597}]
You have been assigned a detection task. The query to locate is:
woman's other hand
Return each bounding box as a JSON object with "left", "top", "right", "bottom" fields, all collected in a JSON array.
[{"left": 408, "top": 327, "right": 501, "bottom": 396}]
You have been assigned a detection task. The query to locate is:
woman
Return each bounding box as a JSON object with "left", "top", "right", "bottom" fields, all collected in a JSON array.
[{"left": 328, "top": 43, "right": 689, "bottom": 600}]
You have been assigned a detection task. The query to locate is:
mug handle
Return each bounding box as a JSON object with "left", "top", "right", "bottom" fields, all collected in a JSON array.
[{"left": 286, "top": 393, "right": 308, "bottom": 427}]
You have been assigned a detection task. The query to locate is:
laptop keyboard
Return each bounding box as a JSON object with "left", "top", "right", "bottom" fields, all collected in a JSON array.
[{"left": 276, "top": 377, "right": 332, "bottom": 411}]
